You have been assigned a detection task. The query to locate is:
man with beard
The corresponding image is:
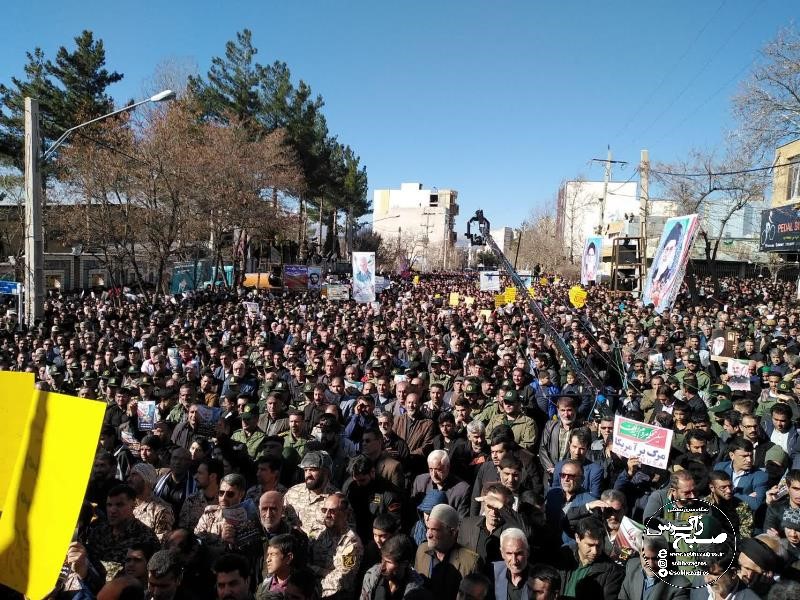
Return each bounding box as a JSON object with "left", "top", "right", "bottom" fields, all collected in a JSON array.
[
  {"left": 128, "top": 462, "right": 175, "bottom": 541},
  {"left": 360, "top": 427, "right": 405, "bottom": 491},
  {"left": 733, "top": 539, "right": 781, "bottom": 598},
  {"left": 154, "top": 447, "right": 196, "bottom": 517},
  {"left": 393, "top": 392, "right": 435, "bottom": 465},
  {"left": 556, "top": 517, "right": 623, "bottom": 600},
  {"left": 342, "top": 455, "right": 402, "bottom": 543},
  {"left": 178, "top": 458, "right": 223, "bottom": 531},
  {"left": 308, "top": 492, "right": 363, "bottom": 599},
  {"left": 713, "top": 437, "right": 769, "bottom": 512},
  {"left": 540, "top": 396, "right": 582, "bottom": 484},
  {"left": 704, "top": 470, "right": 753, "bottom": 539},
  {"left": 283, "top": 450, "right": 339, "bottom": 540},
  {"left": 619, "top": 535, "right": 689, "bottom": 600},
  {"left": 360, "top": 534, "right": 431, "bottom": 599},
  {"left": 312, "top": 413, "right": 357, "bottom": 488},
  {"left": 545, "top": 459, "right": 596, "bottom": 544},
  {"left": 147, "top": 549, "right": 193, "bottom": 600},
  {"left": 86, "top": 450, "right": 123, "bottom": 508}
]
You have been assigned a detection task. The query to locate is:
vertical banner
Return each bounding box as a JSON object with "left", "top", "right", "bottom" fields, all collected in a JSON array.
[
  {"left": 580, "top": 236, "right": 602, "bottom": 285},
  {"left": 479, "top": 270, "right": 501, "bottom": 292},
  {"left": 352, "top": 252, "right": 376, "bottom": 303},
  {"left": 642, "top": 214, "right": 700, "bottom": 314},
  {"left": 307, "top": 266, "right": 322, "bottom": 290},
  {"left": 0, "top": 377, "right": 106, "bottom": 599},
  {"left": 284, "top": 264, "right": 309, "bottom": 290}
]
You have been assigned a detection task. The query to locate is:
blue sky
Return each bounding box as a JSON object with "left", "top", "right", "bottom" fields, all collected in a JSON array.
[{"left": 2, "top": 1, "right": 796, "bottom": 234}]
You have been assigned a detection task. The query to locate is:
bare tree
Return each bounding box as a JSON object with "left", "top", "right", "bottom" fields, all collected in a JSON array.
[
  {"left": 512, "top": 203, "right": 572, "bottom": 275},
  {"left": 734, "top": 26, "right": 800, "bottom": 159},
  {"left": 653, "top": 146, "right": 767, "bottom": 292},
  {"left": 558, "top": 177, "right": 594, "bottom": 263}
]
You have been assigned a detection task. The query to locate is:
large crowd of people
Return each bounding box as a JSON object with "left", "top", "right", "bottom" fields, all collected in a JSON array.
[{"left": 3, "top": 269, "right": 800, "bottom": 600}]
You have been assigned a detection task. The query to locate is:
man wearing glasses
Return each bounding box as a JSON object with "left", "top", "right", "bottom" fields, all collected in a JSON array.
[{"left": 545, "top": 459, "right": 596, "bottom": 544}]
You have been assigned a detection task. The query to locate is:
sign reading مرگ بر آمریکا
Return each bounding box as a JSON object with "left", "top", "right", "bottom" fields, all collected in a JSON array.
[{"left": 611, "top": 415, "right": 674, "bottom": 470}]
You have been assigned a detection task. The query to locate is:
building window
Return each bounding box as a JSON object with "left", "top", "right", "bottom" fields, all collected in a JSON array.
[
  {"left": 429, "top": 194, "right": 439, "bottom": 207},
  {"left": 788, "top": 155, "right": 800, "bottom": 201}
]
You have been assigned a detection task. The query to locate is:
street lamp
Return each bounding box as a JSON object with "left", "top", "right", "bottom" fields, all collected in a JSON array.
[{"left": 24, "top": 90, "right": 175, "bottom": 325}]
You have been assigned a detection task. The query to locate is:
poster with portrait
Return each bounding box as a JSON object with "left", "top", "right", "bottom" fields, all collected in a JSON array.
[
  {"left": 307, "top": 266, "right": 322, "bottom": 290},
  {"left": 352, "top": 252, "right": 376, "bottom": 303},
  {"left": 641, "top": 214, "right": 700, "bottom": 314},
  {"left": 580, "top": 236, "right": 602, "bottom": 285}
]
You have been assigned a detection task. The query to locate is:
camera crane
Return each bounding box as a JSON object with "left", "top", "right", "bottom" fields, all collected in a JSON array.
[{"left": 466, "top": 210, "right": 602, "bottom": 395}]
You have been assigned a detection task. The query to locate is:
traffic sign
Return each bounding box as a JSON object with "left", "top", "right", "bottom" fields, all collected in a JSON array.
[{"left": 0, "top": 281, "right": 21, "bottom": 296}]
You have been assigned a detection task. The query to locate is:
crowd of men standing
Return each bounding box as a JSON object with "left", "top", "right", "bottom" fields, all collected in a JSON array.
[{"left": 3, "top": 271, "right": 800, "bottom": 600}]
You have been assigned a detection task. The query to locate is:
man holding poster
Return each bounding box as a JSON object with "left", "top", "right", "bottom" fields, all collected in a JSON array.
[{"left": 352, "top": 252, "right": 376, "bottom": 303}]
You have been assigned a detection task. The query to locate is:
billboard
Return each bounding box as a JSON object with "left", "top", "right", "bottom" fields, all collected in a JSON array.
[
  {"left": 580, "top": 236, "right": 602, "bottom": 285},
  {"left": 641, "top": 214, "right": 700, "bottom": 314},
  {"left": 284, "top": 264, "right": 308, "bottom": 290},
  {"left": 352, "top": 252, "right": 376, "bottom": 303},
  {"left": 760, "top": 203, "right": 800, "bottom": 252},
  {"left": 479, "top": 270, "right": 501, "bottom": 292}
]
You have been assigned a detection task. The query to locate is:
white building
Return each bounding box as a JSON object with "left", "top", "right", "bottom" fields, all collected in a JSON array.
[
  {"left": 372, "top": 182, "right": 459, "bottom": 271},
  {"left": 491, "top": 227, "right": 514, "bottom": 256},
  {"left": 556, "top": 180, "right": 639, "bottom": 261}
]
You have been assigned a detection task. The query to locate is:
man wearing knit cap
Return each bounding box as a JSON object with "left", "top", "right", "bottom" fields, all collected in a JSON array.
[
  {"left": 414, "top": 503, "right": 483, "bottom": 600},
  {"left": 127, "top": 462, "right": 174, "bottom": 541},
  {"left": 781, "top": 507, "right": 800, "bottom": 564}
]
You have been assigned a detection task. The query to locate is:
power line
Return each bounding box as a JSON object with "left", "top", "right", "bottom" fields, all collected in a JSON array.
[
  {"left": 651, "top": 156, "right": 800, "bottom": 178},
  {"left": 632, "top": 0, "right": 764, "bottom": 145},
  {"left": 612, "top": 0, "right": 728, "bottom": 142}
]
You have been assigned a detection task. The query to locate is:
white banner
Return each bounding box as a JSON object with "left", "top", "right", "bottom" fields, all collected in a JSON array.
[
  {"left": 479, "top": 270, "right": 500, "bottom": 292},
  {"left": 611, "top": 415, "right": 674, "bottom": 471}
]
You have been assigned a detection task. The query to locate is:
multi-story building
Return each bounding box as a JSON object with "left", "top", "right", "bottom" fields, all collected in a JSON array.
[
  {"left": 556, "top": 180, "right": 639, "bottom": 262},
  {"left": 773, "top": 138, "right": 800, "bottom": 206},
  {"left": 372, "top": 182, "right": 459, "bottom": 271}
]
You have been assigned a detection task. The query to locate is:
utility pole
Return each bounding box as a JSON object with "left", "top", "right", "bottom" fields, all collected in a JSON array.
[
  {"left": 640, "top": 149, "right": 650, "bottom": 280},
  {"left": 421, "top": 212, "right": 436, "bottom": 272},
  {"left": 24, "top": 97, "right": 43, "bottom": 326},
  {"left": 591, "top": 147, "right": 628, "bottom": 236}
]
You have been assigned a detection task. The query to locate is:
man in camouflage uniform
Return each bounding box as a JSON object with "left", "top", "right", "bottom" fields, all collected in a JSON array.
[
  {"left": 308, "top": 492, "right": 363, "bottom": 599},
  {"left": 194, "top": 473, "right": 261, "bottom": 557},
  {"left": 178, "top": 457, "right": 222, "bottom": 531},
  {"left": 283, "top": 450, "right": 340, "bottom": 540},
  {"left": 84, "top": 484, "right": 159, "bottom": 579},
  {"left": 281, "top": 409, "right": 310, "bottom": 460},
  {"left": 127, "top": 463, "right": 174, "bottom": 541}
]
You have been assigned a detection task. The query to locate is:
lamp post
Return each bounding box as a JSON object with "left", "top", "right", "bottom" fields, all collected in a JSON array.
[{"left": 24, "top": 90, "right": 175, "bottom": 325}]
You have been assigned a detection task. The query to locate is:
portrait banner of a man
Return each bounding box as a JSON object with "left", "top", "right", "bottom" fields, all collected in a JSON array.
[{"left": 642, "top": 214, "right": 700, "bottom": 314}]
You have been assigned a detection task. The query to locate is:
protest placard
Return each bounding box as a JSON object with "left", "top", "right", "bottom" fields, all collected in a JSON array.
[
  {"left": 449, "top": 292, "right": 459, "bottom": 306},
  {"left": 611, "top": 415, "right": 674, "bottom": 470},
  {"left": 137, "top": 400, "right": 156, "bottom": 430},
  {"left": 727, "top": 358, "right": 752, "bottom": 391}
]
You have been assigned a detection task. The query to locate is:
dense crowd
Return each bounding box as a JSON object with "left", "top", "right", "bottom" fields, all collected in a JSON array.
[{"left": 3, "top": 270, "right": 800, "bottom": 600}]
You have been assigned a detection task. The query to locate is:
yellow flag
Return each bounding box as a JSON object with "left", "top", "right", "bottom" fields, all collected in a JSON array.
[
  {"left": 464, "top": 296, "right": 475, "bottom": 306},
  {"left": 449, "top": 292, "right": 459, "bottom": 306},
  {"left": 412, "top": 275, "right": 419, "bottom": 286},
  {"left": 504, "top": 287, "right": 517, "bottom": 302},
  {"left": 527, "top": 287, "right": 536, "bottom": 298},
  {"left": 0, "top": 379, "right": 106, "bottom": 599},
  {"left": 494, "top": 293, "right": 506, "bottom": 308},
  {"left": 539, "top": 277, "right": 548, "bottom": 286},
  {"left": 0, "top": 372, "right": 35, "bottom": 510},
  {"left": 569, "top": 285, "right": 588, "bottom": 308}
]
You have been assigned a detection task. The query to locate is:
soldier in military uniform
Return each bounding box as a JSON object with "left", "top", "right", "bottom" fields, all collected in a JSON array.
[
  {"left": 284, "top": 451, "right": 340, "bottom": 540},
  {"left": 230, "top": 404, "right": 267, "bottom": 459},
  {"left": 675, "top": 352, "right": 711, "bottom": 395},
  {"left": 308, "top": 492, "right": 364, "bottom": 599},
  {"left": 429, "top": 357, "right": 453, "bottom": 392},
  {"left": 282, "top": 409, "right": 310, "bottom": 460},
  {"left": 485, "top": 390, "right": 538, "bottom": 452},
  {"left": 194, "top": 473, "right": 261, "bottom": 558}
]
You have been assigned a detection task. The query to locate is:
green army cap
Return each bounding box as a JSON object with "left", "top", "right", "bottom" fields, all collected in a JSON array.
[
  {"left": 709, "top": 383, "right": 732, "bottom": 397},
  {"left": 502, "top": 390, "right": 520, "bottom": 404},
  {"left": 241, "top": 404, "right": 259, "bottom": 419},
  {"left": 302, "top": 382, "right": 315, "bottom": 395},
  {"left": 708, "top": 398, "right": 733, "bottom": 414},
  {"left": 464, "top": 382, "right": 480, "bottom": 395},
  {"left": 274, "top": 380, "right": 289, "bottom": 392}
]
